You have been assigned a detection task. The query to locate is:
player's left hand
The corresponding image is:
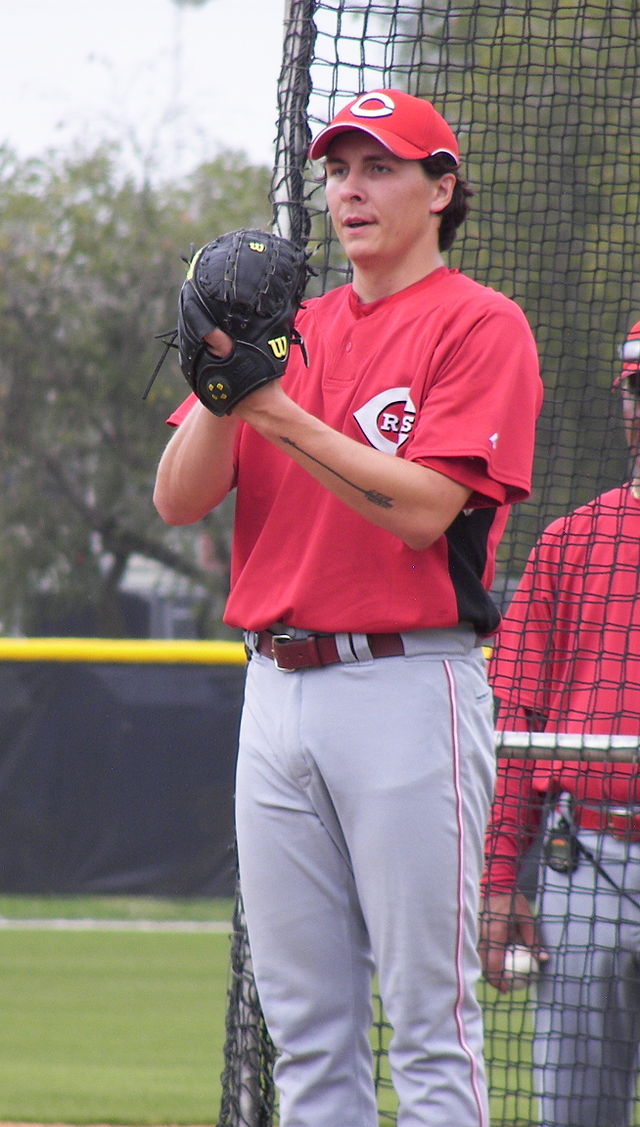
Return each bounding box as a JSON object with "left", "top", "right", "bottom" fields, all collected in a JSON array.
[{"left": 177, "top": 228, "right": 307, "bottom": 416}]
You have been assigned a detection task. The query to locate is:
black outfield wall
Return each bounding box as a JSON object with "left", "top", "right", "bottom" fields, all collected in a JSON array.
[{"left": 0, "top": 658, "right": 246, "bottom": 897}]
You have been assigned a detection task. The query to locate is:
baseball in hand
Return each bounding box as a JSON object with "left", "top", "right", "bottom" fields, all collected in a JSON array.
[{"left": 502, "top": 944, "right": 539, "bottom": 990}]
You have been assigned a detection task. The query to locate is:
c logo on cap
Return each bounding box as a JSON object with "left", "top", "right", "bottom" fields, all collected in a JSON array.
[{"left": 349, "top": 92, "right": 395, "bottom": 119}]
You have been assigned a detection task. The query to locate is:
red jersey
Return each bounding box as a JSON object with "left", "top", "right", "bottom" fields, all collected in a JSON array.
[
  {"left": 170, "top": 267, "right": 541, "bottom": 634},
  {"left": 485, "top": 486, "right": 640, "bottom": 891}
]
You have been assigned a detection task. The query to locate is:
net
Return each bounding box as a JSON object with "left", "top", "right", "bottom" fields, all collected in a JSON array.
[
  {"left": 272, "top": 0, "right": 640, "bottom": 576},
  {"left": 219, "top": 1, "right": 640, "bottom": 1124},
  {"left": 219, "top": 739, "right": 640, "bottom": 1127}
]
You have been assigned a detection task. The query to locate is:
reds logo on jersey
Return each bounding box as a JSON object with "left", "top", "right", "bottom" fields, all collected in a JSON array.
[{"left": 353, "top": 387, "right": 416, "bottom": 454}]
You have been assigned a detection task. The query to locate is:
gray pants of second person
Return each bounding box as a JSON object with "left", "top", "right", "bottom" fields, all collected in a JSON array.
[
  {"left": 235, "top": 629, "right": 495, "bottom": 1127},
  {"left": 534, "top": 828, "right": 640, "bottom": 1127}
]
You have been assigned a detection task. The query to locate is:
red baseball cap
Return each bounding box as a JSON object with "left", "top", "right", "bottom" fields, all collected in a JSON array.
[
  {"left": 615, "top": 319, "right": 640, "bottom": 386},
  {"left": 309, "top": 88, "right": 459, "bottom": 165}
]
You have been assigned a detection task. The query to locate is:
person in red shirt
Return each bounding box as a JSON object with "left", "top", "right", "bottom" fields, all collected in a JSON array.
[
  {"left": 480, "top": 320, "right": 640, "bottom": 1127},
  {"left": 154, "top": 89, "right": 541, "bottom": 1127}
]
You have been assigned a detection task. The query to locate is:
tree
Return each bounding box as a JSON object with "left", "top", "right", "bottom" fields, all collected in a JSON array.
[{"left": 0, "top": 142, "right": 272, "bottom": 636}]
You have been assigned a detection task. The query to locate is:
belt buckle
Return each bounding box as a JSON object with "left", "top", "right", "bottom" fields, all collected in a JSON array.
[
  {"left": 271, "top": 634, "right": 297, "bottom": 673},
  {"left": 606, "top": 806, "right": 640, "bottom": 840}
]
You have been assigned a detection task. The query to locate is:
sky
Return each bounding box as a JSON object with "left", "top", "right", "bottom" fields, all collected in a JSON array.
[{"left": 2, "top": 0, "right": 288, "bottom": 180}]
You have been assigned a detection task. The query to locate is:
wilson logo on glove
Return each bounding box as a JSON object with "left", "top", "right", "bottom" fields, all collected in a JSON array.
[{"left": 268, "top": 336, "right": 289, "bottom": 360}]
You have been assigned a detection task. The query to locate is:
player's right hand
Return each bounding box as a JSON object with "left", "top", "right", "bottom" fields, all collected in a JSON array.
[{"left": 478, "top": 890, "right": 548, "bottom": 992}]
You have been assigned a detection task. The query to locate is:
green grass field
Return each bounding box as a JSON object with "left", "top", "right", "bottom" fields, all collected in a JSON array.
[
  {"left": 0, "top": 896, "right": 232, "bottom": 1125},
  {"left": 0, "top": 894, "right": 233, "bottom": 924},
  {"left": 0, "top": 894, "right": 602, "bottom": 1127},
  {"left": 0, "top": 894, "right": 540, "bottom": 1126}
]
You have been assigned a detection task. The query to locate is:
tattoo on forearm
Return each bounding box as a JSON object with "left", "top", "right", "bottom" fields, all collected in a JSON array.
[{"left": 280, "top": 436, "right": 393, "bottom": 509}]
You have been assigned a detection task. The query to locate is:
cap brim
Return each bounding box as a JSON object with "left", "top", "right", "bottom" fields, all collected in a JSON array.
[{"left": 308, "top": 122, "right": 458, "bottom": 164}]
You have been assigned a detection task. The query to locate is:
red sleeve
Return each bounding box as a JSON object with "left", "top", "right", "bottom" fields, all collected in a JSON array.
[
  {"left": 406, "top": 300, "right": 542, "bottom": 505},
  {"left": 481, "top": 544, "right": 558, "bottom": 893},
  {"left": 481, "top": 705, "right": 544, "bottom": 894},
  {"left": 166, "top": 393, "right": 198, "bottom": 427},
  {"left": 490, "top": 534, "right": 556, "bottom": 719},
  {"left": 419, "top": 455, "right": 508, "bottom": 507}
]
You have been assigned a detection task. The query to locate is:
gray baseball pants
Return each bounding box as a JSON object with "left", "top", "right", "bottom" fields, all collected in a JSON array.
[
  {"left": 534, "top": 827, "right": 640, "bottom": 1127},
  {"left": 235, "top": 627, "right": 495, "bottom": 1127}
]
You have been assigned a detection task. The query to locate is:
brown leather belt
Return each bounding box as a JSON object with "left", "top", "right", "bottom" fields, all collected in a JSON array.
[
  {"left": 251, "top": 630, "right": 406, "bottom": 672},
  {"left": 573, "top": 802, "right": 640, "bottom": 842}
]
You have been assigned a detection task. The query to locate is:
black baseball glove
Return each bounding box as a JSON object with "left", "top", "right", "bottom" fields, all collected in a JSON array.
[{"left": 177, "top": 228, "right": 307, "bottom": 416}]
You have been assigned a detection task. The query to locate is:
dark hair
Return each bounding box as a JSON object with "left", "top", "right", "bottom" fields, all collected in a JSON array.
[{"left": 420, "top": 154, "right": 473, "bottom": 252}]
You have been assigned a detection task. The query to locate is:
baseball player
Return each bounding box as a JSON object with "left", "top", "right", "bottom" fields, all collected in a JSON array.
[
  {"left": 153, "top": 89, "right": 542, "bottom": 1127},
  {"left": 480, "top": 320, "right": 640, "bottom": 1127}
]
